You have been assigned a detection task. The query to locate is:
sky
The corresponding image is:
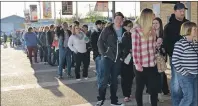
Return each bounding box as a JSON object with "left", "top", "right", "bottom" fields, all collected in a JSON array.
[{"left": 1, "top": 1, "right": 140, "bottom": 19}]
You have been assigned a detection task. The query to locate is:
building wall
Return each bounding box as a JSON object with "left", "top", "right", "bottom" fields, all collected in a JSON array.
[
  {"left": 140, "top": 2, "right": 198, "bottom": 26},
  {"left": 1, "top": 15, "right": 25, "bottom": 31},
  {"left": 191, "top": 2, "right": 198, "bottom": 24},
  {"left": 0, "top": 23, "right": 14, "bottom": 34}
]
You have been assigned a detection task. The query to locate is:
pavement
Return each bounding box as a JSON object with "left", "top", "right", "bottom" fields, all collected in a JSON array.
[{"left": 1, "top": 44, "right": 172, "bottom": 106}]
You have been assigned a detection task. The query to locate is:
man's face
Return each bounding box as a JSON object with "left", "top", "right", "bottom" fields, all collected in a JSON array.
[
  {"left": 97, "top": 24, "right": 102, "bottom": 30},
  {"left": 52, "top": 26, "right": 55, "bottom": 30},
  {"left": 62, "top": 23, "right": 68, "bottom": 30},
  {"left": 174, "top": 9, "right": 185, "bottom": 21},
  {"left": 30, "top": 29, "right": 33, "bottom": 32},
  {"left": 114, "top": 16, "right": 123, "bottom": 27},
  {"left": 82, "top": 26, "right": 88, "bottom": 32}
]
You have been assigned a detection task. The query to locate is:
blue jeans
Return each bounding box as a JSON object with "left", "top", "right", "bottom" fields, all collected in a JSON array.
[
  {"left": 43, "top": 46, "right": 48, "bottom": 62},
  {"left": 95, "top": 56, "right": 103, "bottom": 88},
  {"left": 98, "top": 57, "right": 121, "bottom": 104},
  {"left": 159, "top": 72, "right": 164, "bottom": 93},
  {"left": 58, "top": 47, "right": 72, "bottom": 76},
  {"left": 56, "top": 49, "right": 59, "bottom": 65},
  {"left": 177, "top": 73, "right": 198, "bottom": 106},
  {"left": 170, "top": 57, "right": 183, "bottom": 106},
  {"left": 47, "top": 46, "right": 52, "bottom": 65}
]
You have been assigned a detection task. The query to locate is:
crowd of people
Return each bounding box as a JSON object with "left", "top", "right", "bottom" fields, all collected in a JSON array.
[{"left": 22, "top": 3, "right": 197, "bottom": 106}]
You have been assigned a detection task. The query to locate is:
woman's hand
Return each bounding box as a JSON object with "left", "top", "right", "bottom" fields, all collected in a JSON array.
[
  {"left": 136, "top": 64, "right": 143, "bottom": 72},
  {"left": 156, "top": 38, "right": 163, "bottom": 48},
  {"left": 74, "top": 49, "right": 78, "bottom": 54}
]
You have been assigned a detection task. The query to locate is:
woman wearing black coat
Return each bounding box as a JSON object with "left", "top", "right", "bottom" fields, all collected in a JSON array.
[{"left": 120, "top": 20, "right": 135, "bottom": 102}]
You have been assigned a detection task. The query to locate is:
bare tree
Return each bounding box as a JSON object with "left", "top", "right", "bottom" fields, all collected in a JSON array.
[{"left": 86, "top": 10, "right": 104, "bottom": 23}]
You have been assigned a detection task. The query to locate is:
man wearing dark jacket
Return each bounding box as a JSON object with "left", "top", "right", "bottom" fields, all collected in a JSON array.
[
  {"left": 47, "top": 25, "right": 55, "bottom": 65},
  {"left": 82, "top": 24, "right": 92, "bottom": 68},
  {"left": 39, "top": 29, "right": 48, "bottom": 64},
  {"left": 91, "top": 20, "right": 103, "bottom": 88},
  {"left": 96, "top": 12, "right": 126, "bottom": 106},
  {"left": 57, "top": 22, "right": 72, "bottom": 79},
  {"left": 163, "top": 3, "right": 188, "bottom": 106}
]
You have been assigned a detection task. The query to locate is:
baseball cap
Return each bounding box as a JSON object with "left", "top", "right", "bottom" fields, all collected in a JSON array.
[
  {"left": 174, "top": 3, "right": 188, "bottom": 10},
  {"left": 114, "top": 12, "right": 124, "bottom": 18}
]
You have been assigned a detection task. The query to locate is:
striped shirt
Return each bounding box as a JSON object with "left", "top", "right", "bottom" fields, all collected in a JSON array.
[
  {"left": 131, "top": 24, "right": 156, "bottom": 72},
  {"left": 172, "top": 37, "right": 198, "bottom": 76}
]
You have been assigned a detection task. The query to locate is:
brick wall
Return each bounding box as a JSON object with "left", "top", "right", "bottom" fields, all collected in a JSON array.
[{"left": 191, "top": 2, "right": 198, "bottom": 24}]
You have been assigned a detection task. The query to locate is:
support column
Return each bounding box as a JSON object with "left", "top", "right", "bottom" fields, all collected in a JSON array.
[
  {"left": 54, "top": 2, "right": 56, "bottom": 24},
  {"left": 185, "top": 2, "right": 191, "bottom": 21},
  {"left": 76, "top": 1, "right": 78, "bottom": 21},
  {"left": 112, "top": 1, "right": 115, "bottom": 22}
]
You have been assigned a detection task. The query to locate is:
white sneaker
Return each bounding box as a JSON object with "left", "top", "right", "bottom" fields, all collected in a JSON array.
[
  {"left": 95, "top": 100, "right": 103, "bottom": 106},
  {"left": 84, "top": 77, "right": 88, "bottom": 80},
  {"left": 158, "top": 93, "right": 164, "bottom": 102},
  {"left": 108, "top": 84, "right": 110, "bottom": 87},
  {"left": 148, "top": 95, "right": 151, "bottom": 104},
  {"left": 76, "top": 79, "right": 81, "bottom": 81},
  {"left": 111, "top": 103, "right": 125, "bottom": 106},
  {"left": 63, "top": 69, "right": 66, "bottom": 73}
]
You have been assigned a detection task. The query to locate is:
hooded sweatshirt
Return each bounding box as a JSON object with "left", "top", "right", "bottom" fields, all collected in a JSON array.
[
  {"left": 163, "top": 14, "right": 188, "bottom": 57},
  {"left": 24, "top": 32, "right": 38, "bottom": 47},
  {"left": 90, "top": 28, "right": 102, "bottom": 60}
]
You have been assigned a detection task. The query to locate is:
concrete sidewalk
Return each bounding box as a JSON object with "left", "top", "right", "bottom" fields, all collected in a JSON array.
[{"left": 1, "top": 45, "right": 171, "bottom": 106}]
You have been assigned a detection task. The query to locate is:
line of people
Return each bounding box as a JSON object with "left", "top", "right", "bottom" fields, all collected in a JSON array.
[
  {"left": 23, "top": 20, "right": 107, "bottom": 78},
  {"left": 22, "top": 3, "right": 198, "bottom": 106},
  {"left": 95, "top": 3, "right": 198, "bottom": 106},
  {"left": 95, "top": 10, "right": 169, "bottom": 106}
]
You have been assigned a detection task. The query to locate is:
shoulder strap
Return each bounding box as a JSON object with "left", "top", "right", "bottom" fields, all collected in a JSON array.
[
  {"left": 187, "top": 41, "right": 198, "bottom": 55},
  {"left": 122, "top": 32, "right": 127, "bottom": 38},
  {"left": 184, "top": 37, "right": 198, "bottom": 55}
]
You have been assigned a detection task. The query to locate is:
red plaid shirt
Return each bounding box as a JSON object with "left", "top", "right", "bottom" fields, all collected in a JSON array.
[{"left": 131, "top": 24, "right": 156, "bottom": 72}]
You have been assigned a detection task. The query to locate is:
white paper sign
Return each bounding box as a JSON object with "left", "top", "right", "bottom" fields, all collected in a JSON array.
[
  {"left": 153, "top": 4, "right": 161, "bottom": 18},
  {"left": 124, "top": 53, "right": 131, "bottom": 65}
]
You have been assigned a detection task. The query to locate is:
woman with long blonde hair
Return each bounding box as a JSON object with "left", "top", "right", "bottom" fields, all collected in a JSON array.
[{"left": 131, "top": 8, "right": 160, "bottom": 106}]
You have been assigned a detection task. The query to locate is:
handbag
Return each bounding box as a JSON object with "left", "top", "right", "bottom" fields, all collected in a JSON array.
[{"left": 155, "top": 50, "right": 167, "bottom": 73}]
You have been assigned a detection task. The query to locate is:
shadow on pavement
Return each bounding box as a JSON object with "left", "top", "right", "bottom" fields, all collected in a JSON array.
[
  {"left": 59, "top": 72, "right": 131, "bottom": 104},
  {"left": 31, "top": 62, "right": 65, "bottom": 97},
  {"left": 17, "top": 46, "right": 172, "bottom": 105},
  {"left": 62, "top": 78, "right": 99, "bottom": 102}
]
